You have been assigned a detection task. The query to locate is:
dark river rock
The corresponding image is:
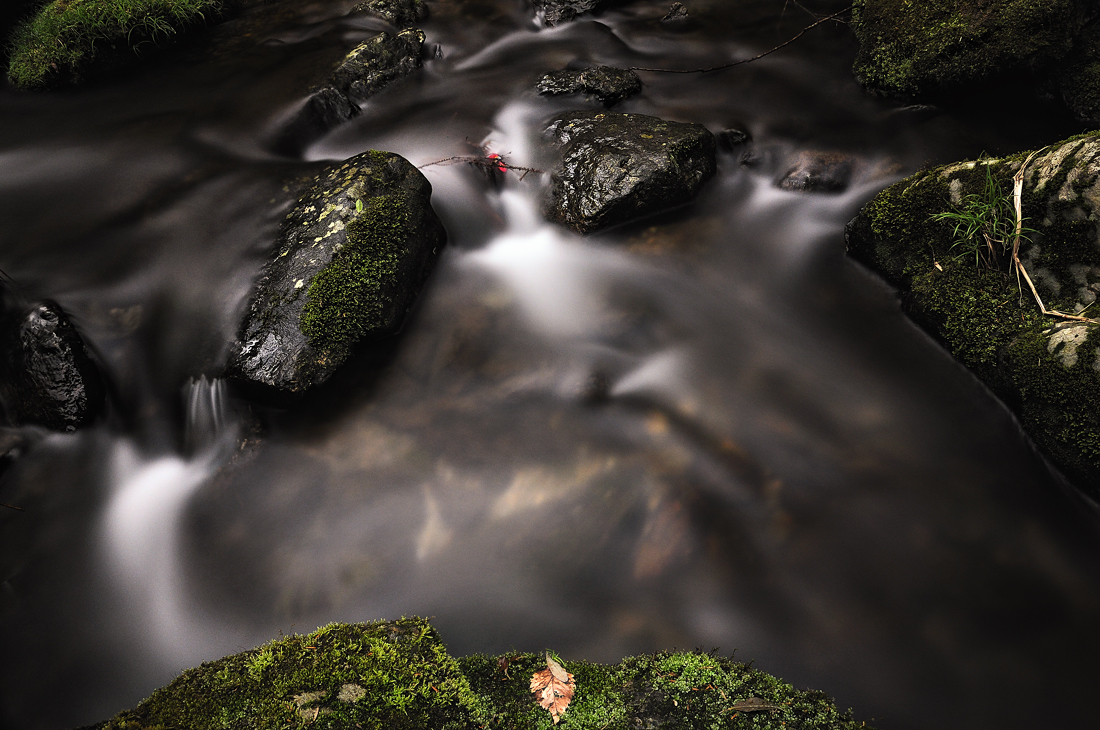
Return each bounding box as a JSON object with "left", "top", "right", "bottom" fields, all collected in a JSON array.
[
  {"left": 0, "top": 295, "right": 104, "bottom": 432},
  {"left": 227, "top": 150, "right": 445, "bottom": 400},
  {"left": 778, "top": 151, "right": 854, "bottom": 193},
  {"left": 536, "top": 65, "right": 642, "bottom": 106},
  {"left": 351, "top": 0, "right": 429, "bottom": 28},
  {"left": 2, "top": 2, "right": 1100, "bottom": 730},
  {"left": 544, "top": 111, "right": 716, "bottom": 234},
  {"left": 533, "top": 0, "right": 610, "bottom": 26}
]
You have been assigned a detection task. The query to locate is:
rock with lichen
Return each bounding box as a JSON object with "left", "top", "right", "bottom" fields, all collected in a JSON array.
[
  {"left": 845, "top": 131, "right": 1100, "bottom": 495},
  {"left": 544, "top": 111, "right": 716, "bottom": 234},
  {"left": 226, "top": 150, "right": 445, "bottom": 400},
  {"left": 536, "top": 66, "right": 642, "bottom": 107},
  {"left": 850, "top": 0, "right": 1100, "bottom": 120},
  {"left": 350, "top": 0, "right": 428, "bottom": 28},
  {"left": 279, "top": 29, "right": 425, "bottom": 151},
  {"left": 81, "top": 617, "right": 871, "bottom": 730},
  {"left": 0, "top": 286, "right": 105, "bottom": 432},
  {"left": 531, "top": 0, "right": 609, "bottom": 26}
]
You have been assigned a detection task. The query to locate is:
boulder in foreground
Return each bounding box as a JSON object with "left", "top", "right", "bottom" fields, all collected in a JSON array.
[
  {"left": 846, "top": 131, "right": 1100, "bottom": 496},
  {"left": 227, "top": 150, "right": 445, "bottom": 399},
  {"left": 544, "top": 111, "right": 716, "bottom": 234},
  {"left": 86, "top": 617, "right": 871, "bottom": 730}
]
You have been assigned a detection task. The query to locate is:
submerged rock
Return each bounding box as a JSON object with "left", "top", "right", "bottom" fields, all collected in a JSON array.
[
  {"left": 532, "top": 0, "right": 608, "bottom": 26},
  {"left": 86, "top": 617, "right": 869, "bottom": 730},
  {"left": 777, "top": 151, "right": 854, "bottom": 193},
  {"left": 845, "top": 131, "right": 1100, "bottom": 496},
  {"left": 662, "top": 2, "right": 689, "bottom": 21},
  {"left": 350, "top": 0, "right": 428, "bottom": 28},
  {"left": 0, "top": 298, "right": 104, "bottom": 432},
  {"left": 544, "top": 111, "right": 716, "bottom": 234},
  {"left": 535, "top": 66, "right": 642, "bottom": 106},
  {"left": 227, "top": 150, "right": 445, "bottom": 399},
  {"left": 851, "top": 0, "right": 1097, "bottom": 106}
]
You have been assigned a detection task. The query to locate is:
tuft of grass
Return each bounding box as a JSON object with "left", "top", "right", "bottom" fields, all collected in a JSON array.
[
  {"left": 929, "top": 161, "right": 1036, "bottom": 270},
  {"left": 6, "top": 0, "right": 228, "bottom": 89}
]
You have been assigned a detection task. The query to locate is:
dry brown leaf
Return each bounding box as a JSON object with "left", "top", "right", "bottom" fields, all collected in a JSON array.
[
  {"left": 530, "top": 652, "right": 575, "bottom": 724},
  {"left": 727, "top": 697, "right": 780, "bottom": 713}
]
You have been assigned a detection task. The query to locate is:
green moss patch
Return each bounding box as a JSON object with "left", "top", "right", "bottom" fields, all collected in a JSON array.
[
  {"left": 299, "top": 192, "right": 410, "bottom": 363},
  {"left": 93, "top": 617, "right": 869, "bottom": 730},
  {"left": 850, "top": 0, "right": 1091, "bottom": 100},
  {"left": 847, "top": 133, "right": 1100, "bottom": 494},
  {"left": 6, "top": 0, "right": 230, "bottom": 88}
]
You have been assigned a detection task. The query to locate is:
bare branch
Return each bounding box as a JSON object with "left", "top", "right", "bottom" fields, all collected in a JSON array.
[{"left": 630, "top": 6, "right": 852, "bottom": 74}]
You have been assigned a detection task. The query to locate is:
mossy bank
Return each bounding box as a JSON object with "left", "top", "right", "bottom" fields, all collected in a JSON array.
[
  {"left": 850, "top": 0, "right": 1100, "bottom": 122},
  {"left": 846, "top": 131, "right": 1100, "bottom": 496},
  {"left": 84, "top": 617, "right": 870, "bottom": 730},
  {"left": 5, "top": 0, "right": 238, "bottom": 89}
]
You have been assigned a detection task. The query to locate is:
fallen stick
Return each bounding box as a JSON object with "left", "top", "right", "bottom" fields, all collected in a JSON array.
[
  {"left": 630, "top": 6, "right": 852, "bottom": 74},
  {"left": 1010, "top": 148, "right": 1097, "bottom": 324}
]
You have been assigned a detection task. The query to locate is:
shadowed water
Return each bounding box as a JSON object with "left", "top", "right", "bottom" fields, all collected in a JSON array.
[{"left": 1, "top": 2, "right": 1099, "bottom": 729}]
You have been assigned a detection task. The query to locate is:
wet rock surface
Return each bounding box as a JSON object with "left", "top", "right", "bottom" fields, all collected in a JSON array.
[
  {"left": 846, "top": 131, "right": 1100, "bottom": 495},
  {"left": 536, "top": 66, "right": 642, "bottom": 107},
  {"left": 532, "top": 0, "right": 609, "bottom": 26},
  {"left": 0, "top": 296, "right": 104, "bottom": 432},
  {"left": 544, "top": 111, "right": 717, "bottom": 234},
  {"left": 227, "top": 150, "right": 446, "bottom": 400},
  {"left": 350, "top": 0, "right": 428, "bottom": 28},
  {"left": 279, "top": 29, "right": 425, "bottom": 151},
  {"left": 777, "top": 151, "right": 854, "bottom": 193}
]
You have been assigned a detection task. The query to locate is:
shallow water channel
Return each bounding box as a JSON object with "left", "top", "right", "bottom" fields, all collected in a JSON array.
[{"left": 2, "top": 1, "right": 1100, "bottom": 729}]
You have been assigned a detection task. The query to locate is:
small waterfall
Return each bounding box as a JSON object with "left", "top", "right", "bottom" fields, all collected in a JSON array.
[{"left": 100, "top": 377, "right": 236, "bottom": 657}]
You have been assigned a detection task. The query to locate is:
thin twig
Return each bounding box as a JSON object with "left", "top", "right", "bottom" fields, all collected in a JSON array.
[
  {"left": 1, "top": 503, "right": 24, "bottom": 511},
  {"left": 418, "top": 155, "right": 544, "bottom": 180},
  {"left": 630, "top": 6, "right": 851, "bottom": 74},
  {"left": 1010, "top": 148, "right": 1096, "bottom": 324}
]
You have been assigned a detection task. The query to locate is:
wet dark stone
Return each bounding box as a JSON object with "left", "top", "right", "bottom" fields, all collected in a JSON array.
[
  {"left": 536, "top": 66, "right": 642, "bottom": 107},
  {"left": 330, "top": 29, "right": 425, "bottom": 103},
  {"left": 0, "top": 299, "right": 104, "bottom": 432},
  {"left": 662, "top": 2, "right": 689, "bottom": 21},
  {"left": 226, "top": 151, "right": 446, "bottom": 401},
  {"left": 532, "top": 0, "right": 608, "bottom": 26},
  {"left": 350, "top": 0, "right": 428, "bottom": 28},
  {"left": 777, "top": 151, "right": 854, "bottom": 193},
  {"left": 545, "top": 111, "right": 717, "bottom": 234},
  {"left": 717, "top": 127, "right": 750, "bottom": 151}
]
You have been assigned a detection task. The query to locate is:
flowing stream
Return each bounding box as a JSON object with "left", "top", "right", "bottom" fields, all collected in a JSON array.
[{"left": 2, "top": 1, "right": 1100, "bottom": 729}]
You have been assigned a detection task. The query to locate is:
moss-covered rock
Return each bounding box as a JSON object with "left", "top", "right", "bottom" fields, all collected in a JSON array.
[
  {"left": 226, "top": 150, "right": 446, "bottom": 400},
  {"left": 86, "top": 617, "right": 870, "bottom": 730},
  {"left": 6, "top": 0, "right": 234, "bottom": 89},
  {"left": 850, "top": 0, "right": 1096, "bottom": 106},
  {"left": 846, "top": 131, "right": 1100, "bottom": 496}
]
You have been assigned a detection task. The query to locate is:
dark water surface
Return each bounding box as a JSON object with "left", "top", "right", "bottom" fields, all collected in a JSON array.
[{"left": 2, "top": 1, "right": 1100, "bottom": 729}]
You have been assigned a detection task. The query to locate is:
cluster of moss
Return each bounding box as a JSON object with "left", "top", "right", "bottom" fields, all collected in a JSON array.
[
  {"left": 299, "top": 192, "right": 408, "bottom": 363},
  {"left": 847, "top": 132, "right": 1100, "bottom": 494},
  {"left": 88, "top": 617, "right": 870, "bottom": 730},
  {"left": 850, "top": 0, "right": 1094, "bottom": 104},
  {"left": 6, "top": 0, "right": 230, "bottom": 89}
]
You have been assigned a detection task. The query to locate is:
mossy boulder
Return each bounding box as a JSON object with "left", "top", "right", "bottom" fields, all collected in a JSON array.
[
  {"left": 850, "top": 0, "right": 1099, "bottom": 115},
  {"left": 226, "top": 150, "right": 445, "bottom": 400},
  {"left": 0, "top": 289, "right": 105, "bottom": 432},
  {"left": 846, "top": 131, "right": 1100, "bottom": 496},
  {"left": 6, "top": 0, "right": 233, "bottom": 89},
  {"left": 85, "top": 617, "right": 870, "bottom": 730},
  {"left": 545, "top": 111, "right": 717, "bottom": 235}
]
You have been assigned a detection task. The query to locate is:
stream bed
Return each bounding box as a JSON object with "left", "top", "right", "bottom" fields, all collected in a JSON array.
[{"left": 2, "top": 1, "right": 1100, "bottom": 729}]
